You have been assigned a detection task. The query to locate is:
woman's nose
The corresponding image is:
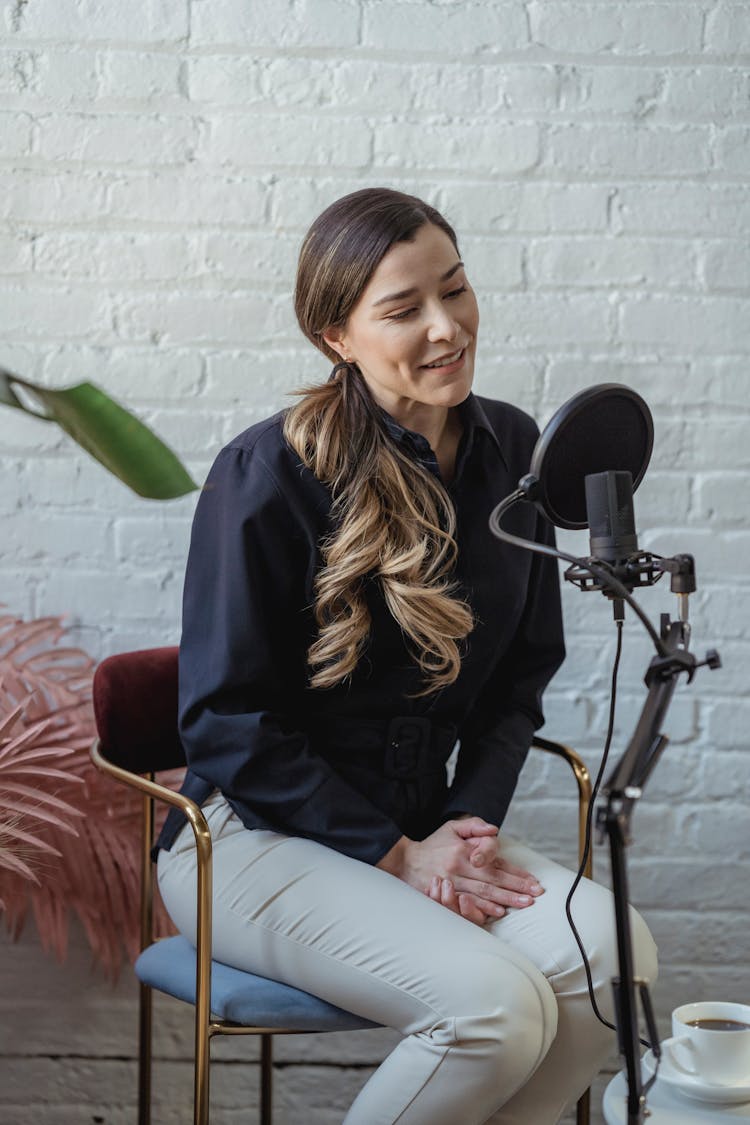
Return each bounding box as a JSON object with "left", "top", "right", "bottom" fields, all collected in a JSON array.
[{"left": 426, "top": 304, "right": 460, "bottom": 342}]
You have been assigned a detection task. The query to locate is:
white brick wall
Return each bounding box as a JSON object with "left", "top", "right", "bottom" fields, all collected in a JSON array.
[{"left": 0, "top": 2, "right": 747, "bottom": 1121}]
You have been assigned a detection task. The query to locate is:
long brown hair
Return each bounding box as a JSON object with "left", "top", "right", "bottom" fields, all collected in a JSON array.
[{"left": 285, "top": 188, "right": 474, "bottom": 694}]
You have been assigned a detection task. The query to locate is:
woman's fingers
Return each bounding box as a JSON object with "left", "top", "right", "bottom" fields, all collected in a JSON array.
[
  {"left": 457, "top": 892, "right": 491, "bottom": 925},
  {"left": 443, "top": 878, "right": 491, "bottom": 925},
  {"left": 468, "top": 836, "right": 498, "bottom": 868},
  {"left": 426, "top": 876, "right": 491, "bottom": 926},
  {"left": 451, "top": 875, "right": 539, "bottom": 910},
  {"left": 464, "top": 845, "right": 545, "bottom": 895},
  {"left": 452, "top": 817, "right": 498, "bottom": 840}
]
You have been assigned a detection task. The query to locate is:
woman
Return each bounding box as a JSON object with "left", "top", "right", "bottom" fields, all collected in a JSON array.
[{"left": 156, "top": 187, "right": 657, "bottom": 1124}]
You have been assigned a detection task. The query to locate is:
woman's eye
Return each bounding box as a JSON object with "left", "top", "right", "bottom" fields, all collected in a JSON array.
[
  {"left": 387, "top": 307, "right": 417, "bottom": 321},
  {"left": 445, "top": 285, "right": 467, "bottom": 300}
]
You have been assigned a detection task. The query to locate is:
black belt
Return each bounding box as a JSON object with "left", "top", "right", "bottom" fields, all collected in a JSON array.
[{"left": 308, "top": 715, "right": 458, "bottom": 781}]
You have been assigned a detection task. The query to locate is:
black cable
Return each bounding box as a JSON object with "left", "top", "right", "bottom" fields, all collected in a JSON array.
[
  {"left": 489, "top": 488, "right": 662, "bottom": 1076},
  {"left": 564, "top": 618, "right": 621, "bottom": 1036},
  {"left": 563, "top": 616, "right": 661, "bottom": 1090}
]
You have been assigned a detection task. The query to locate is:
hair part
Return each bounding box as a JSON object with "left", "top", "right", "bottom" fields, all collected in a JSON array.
[{"left": 286, "top": 188, "right": 473, "bottom": 695}]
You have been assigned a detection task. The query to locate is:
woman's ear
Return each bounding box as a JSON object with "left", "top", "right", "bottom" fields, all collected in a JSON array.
[{"left": 322, "top": 328, "right": 349, "bottom": 362}]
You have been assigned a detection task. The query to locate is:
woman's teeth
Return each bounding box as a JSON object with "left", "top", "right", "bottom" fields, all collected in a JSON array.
[{"left": 424, "top": 349, "right": 463, "bottom": 369}]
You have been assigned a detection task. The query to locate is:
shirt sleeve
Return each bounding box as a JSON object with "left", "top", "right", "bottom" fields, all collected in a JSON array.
[
  {"left": 178, "top": 443, "right": 404, "bottom": 866},
  {"left": 441, "top": 512, "right": 565, "bottom": 827}
]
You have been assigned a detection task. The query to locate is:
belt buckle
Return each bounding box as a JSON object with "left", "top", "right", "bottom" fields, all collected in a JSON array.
[{"left": 384, "top": 716, "right": 432, "bottom": 779}]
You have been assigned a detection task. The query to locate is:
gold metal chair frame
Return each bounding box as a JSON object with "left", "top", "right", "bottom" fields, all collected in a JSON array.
[{"left": 91, "top": 735, "right": 592, "bottom": 1125}]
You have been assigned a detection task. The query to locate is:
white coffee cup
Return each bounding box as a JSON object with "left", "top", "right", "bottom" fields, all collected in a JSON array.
[{"left": 670, "top": 1001, "right": 750, "bottom": 1086}]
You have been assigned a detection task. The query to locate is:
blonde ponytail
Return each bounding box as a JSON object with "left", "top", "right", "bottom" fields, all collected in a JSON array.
[{"left": 284, "top": 365, "right": 473, "bottom": 695}]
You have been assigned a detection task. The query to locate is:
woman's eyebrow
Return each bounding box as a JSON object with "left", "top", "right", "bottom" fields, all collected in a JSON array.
[{"left": 371, "top": 260, "right": 464, "bottom": 307}]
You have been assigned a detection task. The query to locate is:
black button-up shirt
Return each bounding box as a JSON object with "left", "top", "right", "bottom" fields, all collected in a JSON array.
[{"left": 157, "top": 393, "right": 565, "bottom": 865}]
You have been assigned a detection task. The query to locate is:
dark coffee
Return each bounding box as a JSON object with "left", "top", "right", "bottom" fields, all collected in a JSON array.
[{"left": 686, "top": 1018, "right": 750, "bottom": 1032}]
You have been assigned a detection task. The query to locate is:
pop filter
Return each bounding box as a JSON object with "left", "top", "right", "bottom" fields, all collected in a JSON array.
[{"left": 528, "top": 383, "right": 654, "bottom": 530}]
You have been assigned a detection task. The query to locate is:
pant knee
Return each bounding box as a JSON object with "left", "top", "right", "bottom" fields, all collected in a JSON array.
[
  {"left": 437, "top": 953, "right": 557, "bottom": 1085},
  {"left": 629, "top": 907, "right": 659, "bottom": 984}
]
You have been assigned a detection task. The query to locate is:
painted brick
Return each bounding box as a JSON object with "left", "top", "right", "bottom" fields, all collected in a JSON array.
[
  {"left": 0, "top": 168, "right": 110, "bottom": 222},
  {"left": 0, "top": 109, "right": 33, "bottom": 156},
  {"left": 115, "top": 291, "right": 287, "bottom": 348},
  {"left": 546, "top": 123, "right": 713, "bottom": 177},
  {"left": 26, "top": 47, "right": 99, "bottom": 102},
  {"left": 619, "top": 294, "right": 750, "bottom": 353},
  {"left": 206, "top": 112, "right": 372, "bottom": 170},
  {"left": 187, "top": 54, "right": 266, "bottom": 105},
  {"left": 34, "top": 230, "right": 204, "bottom": 281},
  {"left": 190, "top": 0, "right": 360, "bottom": 49},
  {"left": 543, "top": 360, "right": 694, "bottom": 409},
  {"left": 704, "top": 3, "right": 750, "bottom": 54},
  {"left": 561, "top": 65, "right": 667, "bottom": 118},
  {"left": 374, "top": 120, "right": 540, "bottom": 175},
  {"left": 479, "top": 63, "right": 560, "bottom": 114},
  {"left": 107, "top": 170, "right": 269, "bottom": 225},
  {"left": 715, "top": 125, "right": 750, "bottom": 175},
  {"left": 5, "top": 0, "right": 189, "bottom": 42},
  {"left": 702, "top": 239, "right": 750, "bottom": 291},
  {"left": 97, "top": 48, "right": 184, "bottom": 102},
  {"left": 482, "top": 292, "right": 612, "bottom": 347},
  {"left": 37, "top": 566, "right": 183, "bottom": 623},
  {"left": 529, "top": 2, "right": 704, "bottom": 56},
  {"left": 36, "top": 110, "right": 203, "bottom": 164},
  {"left": 612, "top": 183, "right": 750, "bottom": 236},
  {"left": 462, "top": 235, "right": 524, "bottom": 290},
  {"left": 0, "top": 286, "right": 112, "bottom": 341},
  {"left": 694, "top": 472, "right": 750, "bottom": 525},
  {"left": 0, "top": 47, "right": 36, "bottom": 94},
  {"left": 528, "top": 236, "right": 696, "bottom": 289},
  {"left": 0, "top": 230, "right": 32, "bottom": 272},
  {"left": 204, "top": 348, "right": 326, "bottom": 402},
  {"left": 705, "top": 698, "right": 750, "bottom": 749},
  {"left": 201, "top": 230, "right": 299, "bottom": 285},
  {"left": 362, "top": 1, "right": 529, "bottom": 54},
  {"left": 438, "top": 182, "right": 610, "bottom": 235}
]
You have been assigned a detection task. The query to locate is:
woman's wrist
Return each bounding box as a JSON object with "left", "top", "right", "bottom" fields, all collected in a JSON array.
[{"left": 376, "top": 835, "right": 411, "bottom": 878}]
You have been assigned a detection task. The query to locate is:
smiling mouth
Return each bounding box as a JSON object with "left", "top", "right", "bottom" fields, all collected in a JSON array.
[{"left": 421, "top": 347, "right": 465, "bottom": 370}]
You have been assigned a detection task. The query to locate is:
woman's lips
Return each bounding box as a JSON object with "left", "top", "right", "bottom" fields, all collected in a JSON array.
[{"left": 420, "top": 347, "right": 466, "bottom": 373}]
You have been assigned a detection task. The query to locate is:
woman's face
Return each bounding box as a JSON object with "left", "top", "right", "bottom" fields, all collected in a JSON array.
[{"left": 324, "top": 222, "right": 479, "bottom": 423}]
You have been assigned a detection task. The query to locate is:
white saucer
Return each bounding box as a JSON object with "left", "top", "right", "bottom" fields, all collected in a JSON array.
[{"left": 642, "top": 1038, "right": 750, "bottom": 1105}]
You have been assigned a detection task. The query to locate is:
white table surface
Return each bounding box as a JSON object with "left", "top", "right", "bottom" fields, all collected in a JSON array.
[{"left": 603, "top": 1072, "right": 750, "bottom": 1123}]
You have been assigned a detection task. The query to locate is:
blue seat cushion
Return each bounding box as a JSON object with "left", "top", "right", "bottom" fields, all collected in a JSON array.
[{"left": 135, "top": 935, "right": 381, "bottom": 1031}]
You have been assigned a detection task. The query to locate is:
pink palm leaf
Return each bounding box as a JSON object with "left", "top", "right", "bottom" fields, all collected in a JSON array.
[{"left": 0, "top": 615, "right": 180, "bottom": 978}]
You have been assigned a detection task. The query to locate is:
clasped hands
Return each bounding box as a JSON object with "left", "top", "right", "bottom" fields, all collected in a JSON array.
[{"left": 378, "top": 817, "right": 544, "bottom": 927}]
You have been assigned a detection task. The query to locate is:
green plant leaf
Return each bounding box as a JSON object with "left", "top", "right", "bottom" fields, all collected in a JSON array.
[
  {"left": 0, "top": 369, "right": 28, "bottom": 412},
  {"left": 0, "top": 369, "right": 197, "bottom": 500}
]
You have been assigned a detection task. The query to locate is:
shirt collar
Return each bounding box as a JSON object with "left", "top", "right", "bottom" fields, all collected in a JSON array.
[{"left": 379, "top": 393, "right": 507, "bottom": 471}]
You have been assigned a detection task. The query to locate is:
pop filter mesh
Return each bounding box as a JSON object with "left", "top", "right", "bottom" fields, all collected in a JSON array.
[{"left": 530, "top": 386, "right": 653, "bottom": 529}]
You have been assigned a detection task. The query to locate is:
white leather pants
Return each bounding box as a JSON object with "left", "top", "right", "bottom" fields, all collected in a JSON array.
[{"left": 158, "top": 792, "right": 658, "bottom": 1125}]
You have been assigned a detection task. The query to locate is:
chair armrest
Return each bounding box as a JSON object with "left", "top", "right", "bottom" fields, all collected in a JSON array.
[
  {"left": 90, "top": 738, "right": 214, "bottom": 1029},
  {"left": 531, "top": 736, "right": 593, "bottom": 878}
]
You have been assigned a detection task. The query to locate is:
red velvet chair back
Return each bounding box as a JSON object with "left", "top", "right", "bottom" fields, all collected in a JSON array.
[{"left": 93, "top": 647, "right": 185, "bottom": 774}]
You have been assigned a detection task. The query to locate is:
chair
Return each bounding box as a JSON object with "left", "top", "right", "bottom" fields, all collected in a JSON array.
[{"left": 91, "top": 646, "right": 593, "bottom": 1125}]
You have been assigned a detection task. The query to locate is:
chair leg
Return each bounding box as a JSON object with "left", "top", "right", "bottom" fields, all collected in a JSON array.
[
  {"left": 576, "top": 1086, "right": 591, "bottom": 1125},
  {"left": 194, "top": 1024, "right": 211, "bottom": 1125},
  {"left": 138, "top": 981, "right": 152, "bottom": 1125},
  {"left": 260, "top": 1034, "right": 273, "bottom": 1125}
]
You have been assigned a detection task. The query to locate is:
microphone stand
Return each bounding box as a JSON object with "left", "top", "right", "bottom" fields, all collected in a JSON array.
[
  {"left": 489, "top": 492, "right": 721, "bottom": 1125},
  {"left": 597, "top": 604, "right": 719, "bottom": 1124}
]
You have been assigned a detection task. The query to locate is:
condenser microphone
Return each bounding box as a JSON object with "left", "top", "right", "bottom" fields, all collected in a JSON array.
[{"left": 585, "top": 470, "right": 639, "bottom": 565}]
